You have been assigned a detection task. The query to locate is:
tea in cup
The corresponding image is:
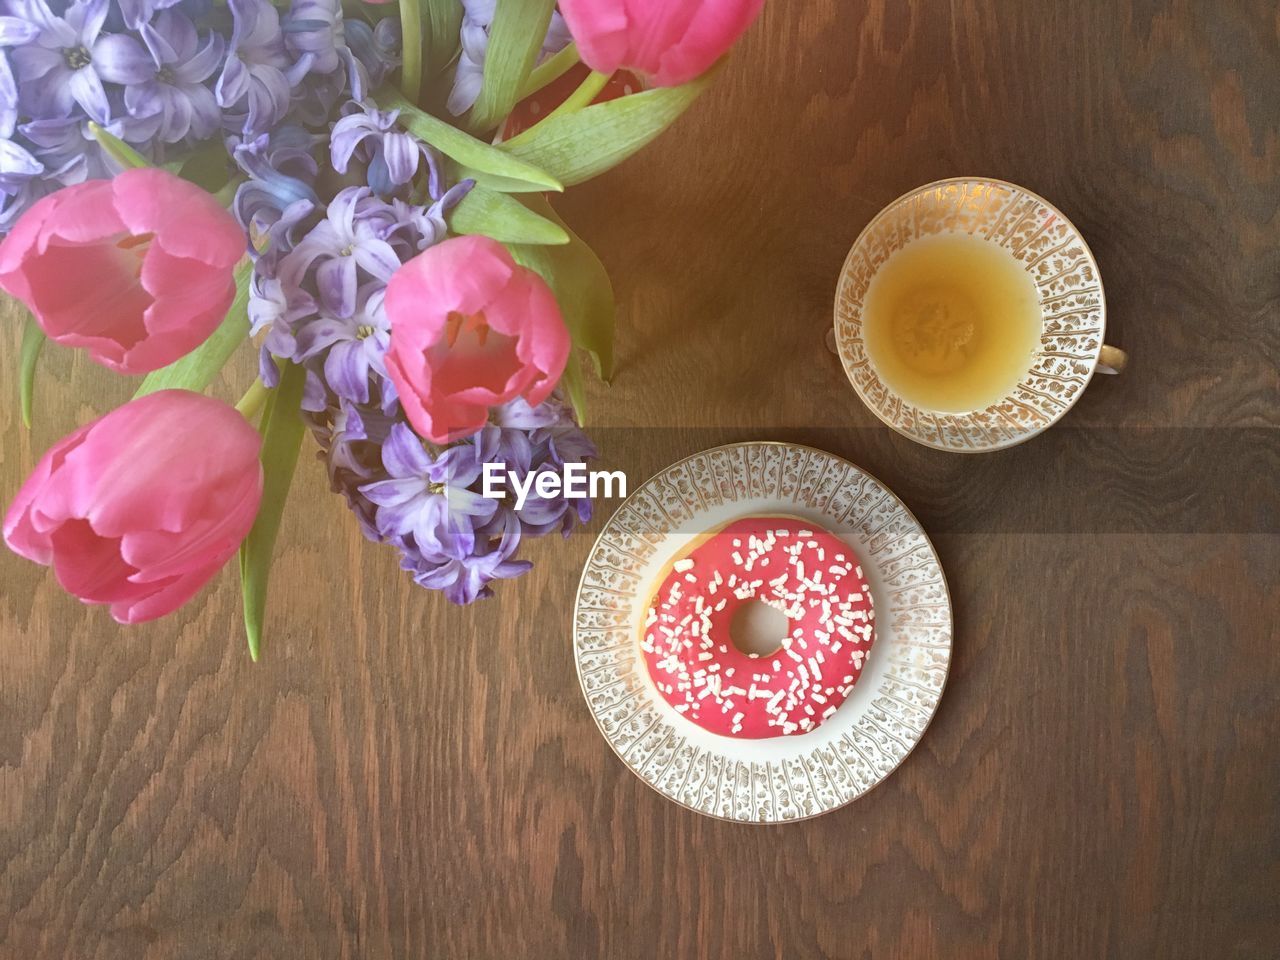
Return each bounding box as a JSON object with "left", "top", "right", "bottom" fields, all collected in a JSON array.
[{"left": 834, "top": 177, "right": 1127, "bottom": 452}]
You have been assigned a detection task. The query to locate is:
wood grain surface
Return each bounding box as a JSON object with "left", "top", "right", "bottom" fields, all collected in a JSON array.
[{"left": 2, "top": 1, "right": 1278, "bottom": 957}]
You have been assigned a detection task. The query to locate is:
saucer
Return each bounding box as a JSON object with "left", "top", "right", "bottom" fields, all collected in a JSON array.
[
  {"left": 573, "top": 442, "right": 952, "bottom": 822},
  {"left": 834, "top": 177, "right": 1109, "bottom": 452}
]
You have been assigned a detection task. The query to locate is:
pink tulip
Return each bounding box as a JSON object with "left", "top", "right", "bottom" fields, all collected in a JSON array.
[
  {"left": 4, "top": 390, "right": 263, "bottom": 624},
  {"left": 558, "top": 0, "right": 765, "bottom": 88},
  {"left": 0, "top": 169, "right": 244, "bottom": 374},
  {"left": 384, "top": 235, "right": 570, "bottom": 445}
]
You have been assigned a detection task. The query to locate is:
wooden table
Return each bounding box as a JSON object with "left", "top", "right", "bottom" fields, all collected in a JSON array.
[{"left": 2, "top": 2, "right": 1277, "bottom": 957}]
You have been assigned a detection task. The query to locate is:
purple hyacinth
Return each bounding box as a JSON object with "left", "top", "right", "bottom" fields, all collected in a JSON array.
[
  {"left": 230, "top": 126, "right": 320, "bottom": 251},
  {"left": 330, "top": 100, "right": 442, "bottom": 196},
  {"left": 278, "top": 185, "right": 402, "bottom": 315},
  {"left": 128, "top": 10, "right": 222, "bottom": 141},
  {"left": 216, "top": 0, "right": 308, "bottom": 137},
  {"left": 306, "top": 391, "right": 594, "bottom": 604},
  {"left": 115, "top": 0, "right": 179, "bottom": 31},
  {"left": 478, "top": 396, "right": 597, "bottom": 538},
  {"left": 344, "top": 15, "right": 397, "bottom": 89},
  {"left": 20, "top": 114, "right": 122, "bottom": 179},
  {"left": 0, "top": 110, "right": 142, "bottom": 225},
  {"left": 408, "top": 511, "right": 532, "bottom": 605},
  {"left": 0, "top": 0, "right": 151, "bottom": 123},
  {"left": 293, "top": 280, "right": 389, "bottom": 404},
  {"left": 360, "top": 422, "right": 499, "bottom": 559},
  {"left": 282, "top": 0, "right": 362, "bottom": 96},
  {"left": 0, "top": 49, "right": 17, "bottom": 136}
]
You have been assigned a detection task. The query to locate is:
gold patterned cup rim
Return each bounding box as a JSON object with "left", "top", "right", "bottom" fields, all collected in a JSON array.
[
  {"left": 834, "top": 177, "right": 1109, "bottom": 453},
  {"left": 573, "top": 441, "right": 953, "bottom": 823}
]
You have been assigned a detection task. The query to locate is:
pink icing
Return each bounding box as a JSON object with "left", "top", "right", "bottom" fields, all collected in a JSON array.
[{"left": 640, "top": 516, "right": 876, "bottom": 739}]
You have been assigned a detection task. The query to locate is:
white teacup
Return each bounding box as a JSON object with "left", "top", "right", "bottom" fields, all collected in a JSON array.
[{"left": 833, "top": 177, "right": 1127, "bottom": 452}]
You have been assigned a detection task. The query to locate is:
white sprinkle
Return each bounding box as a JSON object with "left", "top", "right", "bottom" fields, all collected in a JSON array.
[{"left": 674, "top": 558, "right": 694, "bottom": 573}]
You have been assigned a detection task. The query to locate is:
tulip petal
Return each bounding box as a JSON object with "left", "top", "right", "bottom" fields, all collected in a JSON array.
[
  {"left": 18, "top": 238, "right": 152, "bottom": 364},
  {"left": 650, "top": 0, "right": 762, "bottom": 86},
  {"left": 75, "top": 391, "right": 262, "bottom": 538},
  {"left": 2, "top": 427, "right": 90, "bottom": 563},
  {"left": 120, "top": 470, "right": 260, "bottom": 580},
  {"left": 112, "top": 168, "right": 244, "bottom": 268},
  {"left": 384, "top": 235, "right": 570, "bottom": 444},
  {"left": 37, "top": 176, "right": 124, "bottom": 244},
  {"left": 48, "top": 518, "right": 146, "bottom": 603},
  {"left": 559, "top": 0, "right": 761, "bottom": 87},
  {"left": 557, "top": 0, "right": 630, "bottom": 75},
  {"left": 4, "top": 390, "right": 266, "bottom": 624},
  {"left": 110, "top": 566, "right": 208, "bottom": 623}
]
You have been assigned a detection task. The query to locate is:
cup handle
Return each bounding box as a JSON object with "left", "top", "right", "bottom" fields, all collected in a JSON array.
[{"left": 1096, "top": 344, "right": 1127, "bottom": 375}]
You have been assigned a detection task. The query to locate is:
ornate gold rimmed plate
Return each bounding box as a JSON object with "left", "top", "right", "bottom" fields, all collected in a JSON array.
[
  {"left": 833, "top": 177, "right": 1127, "bottom": 453},
  {"left": 573, "top": 442, "right": 952, "bottom": 822}
]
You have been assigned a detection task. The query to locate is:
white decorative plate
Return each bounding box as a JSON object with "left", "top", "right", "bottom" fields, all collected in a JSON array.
[{"left": 573, "top": 442, "right": 952, "bottom": 822}]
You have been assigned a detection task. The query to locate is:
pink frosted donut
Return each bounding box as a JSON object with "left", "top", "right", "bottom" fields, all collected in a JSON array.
[{"left": 640, "top": 516, "right": 876, "bottom": 739}]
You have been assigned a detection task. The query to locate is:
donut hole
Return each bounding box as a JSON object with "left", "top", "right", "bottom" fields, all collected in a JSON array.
[{"left": 729, "top": 599, "right": 790, "bottom": 658}]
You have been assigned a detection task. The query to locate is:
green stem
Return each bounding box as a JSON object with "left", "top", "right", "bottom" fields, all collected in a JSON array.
[
  {"left": 234, "top": 377, "right": 271, "bottom": 421},
  {"left": 517, "top": 42, "right": 580, "bottom": 100},
  {"left": 88, "top": 121, "right": 150, "bottom": 170},
  {"left": 399, "top": 0, "right": 424, "bottom": 102},
  {"left": 505, "top": 69, "right": 610, "bottom": 147},
  {"left": 18, "top": 318, "right": 45, "bottom": 430}
]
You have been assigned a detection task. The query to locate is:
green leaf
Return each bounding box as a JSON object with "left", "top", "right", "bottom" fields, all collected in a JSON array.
[
  {"left": 448, "top": 167, "right": 559, "bottom": 195},
  {"left": 467, "top": 0, "right": 555, "bottom": 133},
  {"left": 558, "top": 348, "right": 588, "bottom": 424},
  {"left": 88, "top": 121, "right": 150, "bottom": 170},
  {"left": 176, "top": 140, "right": 234, "bottom": 193},
  {"left": 500, "top": 67, "right": 717, "bottom": 186},
  {"left": 423, "top": 0, "right": 462, "bottom": 78},
  {"left": 449, "top": 184, "right": 569, "bottom": 245},
  {"left": 376, "top": 87, "right": 562, "bottom": 192},
  {"left": 18, "top": 317, "right": 44, "bottom": 429},
  {"left": 509, "top": 197, "right": 615, "bottom": 387},
  {"left": 239, "top": 361, "right": 307, "bottom": 661},
  {"left": 134, "top": 258, "right": 253, "bottom": 398},
  {"left": 518, "top": 41, "right": 579, "bottom": 100},
  {"left": 398, "top": 0, "right": 424, "bottom": 100}
]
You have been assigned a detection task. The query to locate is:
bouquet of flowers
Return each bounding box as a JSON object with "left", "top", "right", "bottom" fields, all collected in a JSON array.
[{"left": 0, "top": 0, "right": 764, "bottom": 655}]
